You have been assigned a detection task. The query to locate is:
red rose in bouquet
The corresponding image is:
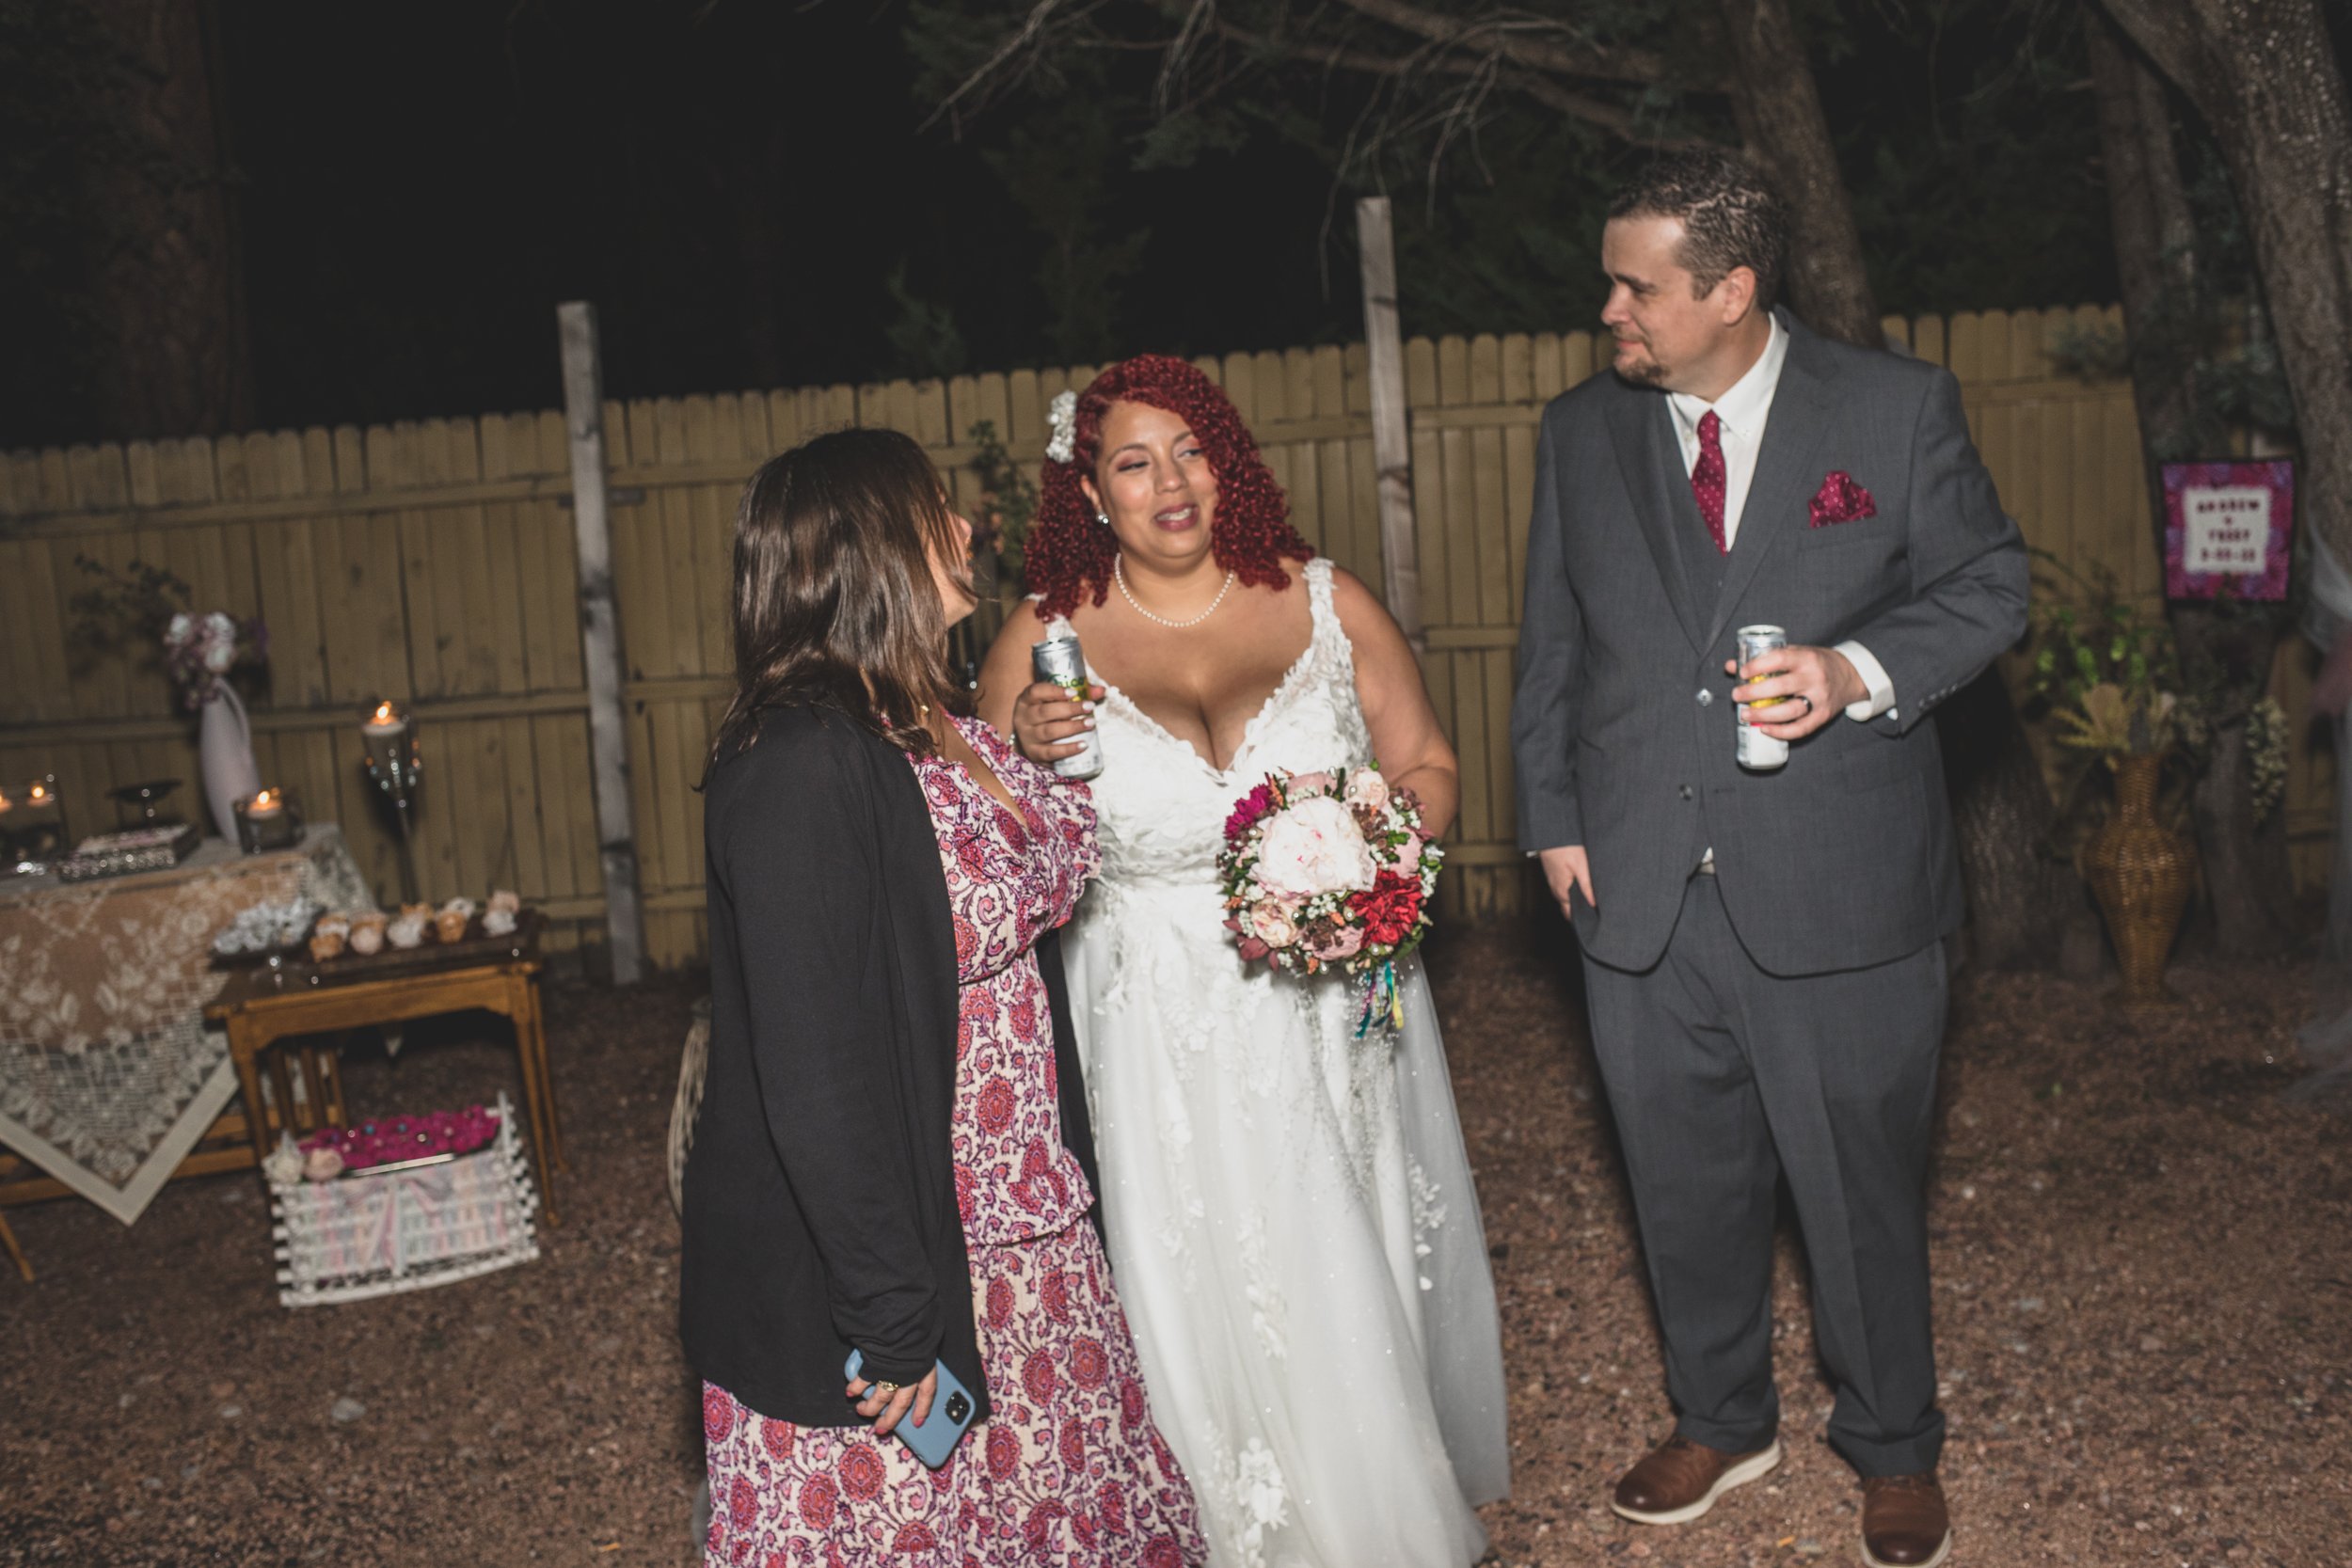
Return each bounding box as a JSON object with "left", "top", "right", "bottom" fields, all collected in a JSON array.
[{"left": 1349, "top": 871, "right": 1423, "bottom": 947}]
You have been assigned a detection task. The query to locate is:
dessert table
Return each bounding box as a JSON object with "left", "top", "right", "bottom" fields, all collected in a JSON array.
[
  {"left": 206, "top": 910, "right": 564, "bottom": 1226},
  {"left": 0, "top": 826, "right": 374, "bottom": 1223}
]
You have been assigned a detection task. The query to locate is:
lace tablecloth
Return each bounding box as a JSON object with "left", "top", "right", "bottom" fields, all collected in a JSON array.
[{"left": 0, "top": 826, "right": 374, "bottom": 1223}]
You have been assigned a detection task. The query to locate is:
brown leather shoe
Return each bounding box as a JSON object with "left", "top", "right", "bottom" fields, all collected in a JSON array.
[
  {"left": 1610, "top": 1434, "right": 1784, "bottom": 1525},
  {"left": 1861, "top": 1473, "right": 1952, "bottom": 1568}
]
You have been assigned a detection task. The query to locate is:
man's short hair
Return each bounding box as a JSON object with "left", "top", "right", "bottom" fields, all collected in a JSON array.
[{"left": 1608, "top": 150, "right": 1790, "bottom": 310}]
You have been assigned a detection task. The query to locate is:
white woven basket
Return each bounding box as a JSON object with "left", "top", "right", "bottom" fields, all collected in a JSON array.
[{"left": 267, "top": 1092, "right": 540, "bottom": 1307}]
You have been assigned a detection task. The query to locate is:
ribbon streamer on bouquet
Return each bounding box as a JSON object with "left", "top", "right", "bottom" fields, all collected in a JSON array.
[{"left": 1355, "top": 958, "right": 1405, "bottom": 1039}]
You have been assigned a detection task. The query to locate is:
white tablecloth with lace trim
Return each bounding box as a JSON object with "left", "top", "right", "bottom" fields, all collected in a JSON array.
[{"left": 0, "top": 826, "right": 374, "bottom": 1223}]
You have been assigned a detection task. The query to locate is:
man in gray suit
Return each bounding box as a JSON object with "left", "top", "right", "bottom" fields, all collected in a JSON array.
[{"left": 1510, "top": 150, "right": 2026, "bottom": 1568}]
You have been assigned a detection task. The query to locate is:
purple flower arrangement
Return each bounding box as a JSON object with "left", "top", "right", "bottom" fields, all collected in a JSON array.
[{"left": 163, "top": 610, "right": 268, "bottom": 709}]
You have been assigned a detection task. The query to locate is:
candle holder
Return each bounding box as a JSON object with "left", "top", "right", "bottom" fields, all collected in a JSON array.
[
  {"left": 5, "top": 776, "right": 69, "bottom": 874},
  {"left": 360, "top": 701, "right": 422, "bottom": 903},
  {"left": 107, "top": 777, "right": 184, "bottom": 828},
  {"left": 233, "top": 786, "right": 304, "bottom": 853}
]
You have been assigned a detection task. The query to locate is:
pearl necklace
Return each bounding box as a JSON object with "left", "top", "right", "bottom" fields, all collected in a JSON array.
[{"left": 1115, "top": 556, "right": 1236, "bottom": 629}]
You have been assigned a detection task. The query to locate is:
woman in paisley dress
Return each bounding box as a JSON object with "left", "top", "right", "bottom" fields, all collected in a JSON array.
[
  {"left": 977, "top": 356, "right": 1511, "bottom": 1567},
  {"left": 684, "top": 427, "right": 1203, "bottom": 1566}
]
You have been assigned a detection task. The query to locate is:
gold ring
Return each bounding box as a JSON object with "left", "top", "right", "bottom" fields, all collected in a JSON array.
[{"left": 869, "top": 1381, "right": 900, "bottom": 1401}]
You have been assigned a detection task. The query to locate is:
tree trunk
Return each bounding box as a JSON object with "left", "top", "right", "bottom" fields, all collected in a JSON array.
[
  {"left": 2099, "top": 0, "right": 2352, "bottom": 576},
  {"left": 1938, "top": 667, "right": 2092, "bottom": 972},
  {"left": 1715, "top": 0, "right": 1883, "bottom": 348},
  {"left": 2085, "top": 10, "right": 2199, "bottom": 451},
  {"left": 83, "top": 0, "right": 250, "bottom": 438},
  {"left": 2185, "top": 619, "right": 2298, "bottom": 951},
  {"left": 2088, "top": 8, "right": 2300, "bottom": 954}
]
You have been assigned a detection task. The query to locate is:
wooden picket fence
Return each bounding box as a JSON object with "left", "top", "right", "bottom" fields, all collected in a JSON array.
[{"left": 0, "top": 305, "right": 2329, "bottom": 965}]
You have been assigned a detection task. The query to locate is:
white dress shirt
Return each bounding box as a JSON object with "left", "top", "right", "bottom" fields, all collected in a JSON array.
[{"left": 1666, "top": 316, "right": 1898, "bottom": 722}]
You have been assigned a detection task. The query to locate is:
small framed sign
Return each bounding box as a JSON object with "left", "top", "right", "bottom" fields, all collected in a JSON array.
[{"left": 2163, "top": 458, "right": 2293, "bottom": 600}]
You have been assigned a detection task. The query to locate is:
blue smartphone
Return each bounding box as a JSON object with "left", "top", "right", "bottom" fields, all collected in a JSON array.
[{"left": 843, "top": 1350, "right": 977, "bottom": 1470}]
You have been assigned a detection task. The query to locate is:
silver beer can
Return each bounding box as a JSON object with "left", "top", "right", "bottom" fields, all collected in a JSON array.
[
  {"left": 1734, "top": 624, "right": 1790, "bottom": 771},
  {"left": 1031, "top": 634, "right": 1104, "bottom": 781}
]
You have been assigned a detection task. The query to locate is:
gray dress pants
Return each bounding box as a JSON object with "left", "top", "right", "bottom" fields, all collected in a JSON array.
[{"left": 1580, "top": 874, "right": 1947, "bottom": 1478}]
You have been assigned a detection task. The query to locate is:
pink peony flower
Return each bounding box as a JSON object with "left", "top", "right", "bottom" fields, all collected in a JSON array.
[
  {"left": 1255, "top": 796, "right": 1376, "bottom": 896},
  {"left": 1343, "top": 769, "right": 1391, "bottom": 813},
  {"left": 1288, "top": 770, "right": 1335, "bottom": 797},
  {"left": 1249, "top": 900, "right": 1299, "bottom": 948}
]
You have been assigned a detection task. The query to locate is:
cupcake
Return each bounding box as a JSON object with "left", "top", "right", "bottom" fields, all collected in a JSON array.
[
  {"left": 387, "top": 912, "right": 427, "bottom": 949},
  {"left": 347, "top": 911, "right": 388, "bottom": 956},
  {"left": 434, "top": 896, "right": 476, "bottom": 943},
  {"left": 308, "top": 916, "right": 349, "bottom": 962}
]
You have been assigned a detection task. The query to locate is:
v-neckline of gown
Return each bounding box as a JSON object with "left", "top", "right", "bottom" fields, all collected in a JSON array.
[{"left": 1092, "top": 613, "right": 1327, "bottom": 780}]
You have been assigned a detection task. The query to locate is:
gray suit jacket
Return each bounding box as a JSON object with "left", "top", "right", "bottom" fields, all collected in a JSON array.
[{"left": 1510, "top": 313, "right": 2028, "bottom": 976}]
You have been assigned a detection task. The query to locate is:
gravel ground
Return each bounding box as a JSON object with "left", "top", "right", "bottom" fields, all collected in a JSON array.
[{"left": 3, "top": 922, "right": 2345, "bottom": 1567}]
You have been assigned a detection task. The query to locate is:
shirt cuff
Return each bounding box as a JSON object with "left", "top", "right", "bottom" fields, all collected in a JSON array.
[{"left": 1835, "top": 641, "right": 1898, "bottom": 721}]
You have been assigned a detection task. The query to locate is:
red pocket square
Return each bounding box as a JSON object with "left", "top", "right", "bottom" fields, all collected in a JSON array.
[{"left": 1809, "top": 471, "right": 1877, "bottom": 528}]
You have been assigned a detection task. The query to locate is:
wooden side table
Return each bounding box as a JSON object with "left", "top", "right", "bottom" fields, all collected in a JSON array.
[{"left": 203, "top": 917, "right": 566, "bottom": 1225}]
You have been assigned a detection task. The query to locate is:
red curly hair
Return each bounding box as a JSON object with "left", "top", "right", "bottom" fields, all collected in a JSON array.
[{"left": 1025, "top": 354, "right": 1314, "bottom": 618}]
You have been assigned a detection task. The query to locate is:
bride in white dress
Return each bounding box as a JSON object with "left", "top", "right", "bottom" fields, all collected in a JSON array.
[{"left": 979, "top": 355, "right": 1509, "bottom": 1568}]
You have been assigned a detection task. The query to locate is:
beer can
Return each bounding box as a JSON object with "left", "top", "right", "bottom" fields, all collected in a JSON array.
[
  {"left": 1734, "top": 625, "right": 1790, "bottom": 771},
  {"left": 1031, "top": 634, "right": 1104, "bottom": 781}
]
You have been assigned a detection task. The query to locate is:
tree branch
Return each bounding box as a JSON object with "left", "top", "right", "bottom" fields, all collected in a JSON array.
[
  {"left": 1322, "top": 0, "right": 1697, "bottom": 88},
  {"left": 1205, "top": 17, "right": 1709, "bottom": 149},
  {"left": 2093, "top": 0, "right": 2208, "bottom": 116},
  {"left": 921, "top": 0, "right": 1088, "bottom": 133}
]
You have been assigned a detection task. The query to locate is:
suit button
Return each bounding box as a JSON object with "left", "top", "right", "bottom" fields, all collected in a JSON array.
[
  {"left": 1696, "top": 689, "right": 1713, "bottom": 706},
  {"left": 1679, "top": 784, "right": 1693, "bottom": 801}
]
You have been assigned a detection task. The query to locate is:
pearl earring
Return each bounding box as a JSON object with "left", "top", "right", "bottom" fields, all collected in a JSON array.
[{"left": 1095, "top": 511, "right": 1111, "bottom": 529}]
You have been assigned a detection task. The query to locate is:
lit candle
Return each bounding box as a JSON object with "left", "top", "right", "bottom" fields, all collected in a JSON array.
[
  {"left": 26, "top": 782, "right": 47, "bottom": 804},
  {"left": 362, "top": 702, "right": 407, "bottom": 739},
  {"left": 247, "top": 789, "right": 283, "bottom": 821}
]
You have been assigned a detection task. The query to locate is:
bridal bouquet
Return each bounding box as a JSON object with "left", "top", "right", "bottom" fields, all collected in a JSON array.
[{"left": 1217, "top": 764, "right": 1441, "bottom": 1029}]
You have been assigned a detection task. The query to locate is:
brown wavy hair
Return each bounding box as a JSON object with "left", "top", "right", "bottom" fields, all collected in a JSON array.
[
  {"left": 1025, "top": 354, "right": 1313, "bottom": 618},
  {"left": 702, "top": 427, "right": 968, "bottom": 783}
]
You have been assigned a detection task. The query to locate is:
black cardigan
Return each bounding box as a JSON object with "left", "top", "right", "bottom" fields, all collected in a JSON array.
[{"left": 679, "top": 702, "right": 1101, "bottom": 1427}]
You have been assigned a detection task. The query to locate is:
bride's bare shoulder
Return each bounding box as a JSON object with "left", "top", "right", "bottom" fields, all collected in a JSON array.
[{"left": 1323, "top": 562, "right": 1395, "bottom": 626}]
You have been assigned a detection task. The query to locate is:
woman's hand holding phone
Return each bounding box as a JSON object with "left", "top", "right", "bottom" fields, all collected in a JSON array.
[{"left": 846, "top": 1367, "right": 938, "bottom": 1439}]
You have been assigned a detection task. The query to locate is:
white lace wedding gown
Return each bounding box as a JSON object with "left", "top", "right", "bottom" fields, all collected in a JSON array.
[{"left": 1046, "top": 560, "right": 1509, "bottom": 1568}]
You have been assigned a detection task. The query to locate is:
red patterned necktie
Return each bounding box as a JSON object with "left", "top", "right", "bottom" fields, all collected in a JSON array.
[{"left": 1692, "top": 409, "right": 1728, "bottom": 554}]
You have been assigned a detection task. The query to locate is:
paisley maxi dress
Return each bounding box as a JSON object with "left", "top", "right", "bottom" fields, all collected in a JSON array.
[{"left": 701, "top": 715, "right": 1205, "bottom": 1568}]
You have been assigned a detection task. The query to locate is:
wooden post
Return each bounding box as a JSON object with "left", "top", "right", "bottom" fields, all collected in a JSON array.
[
  {"left": 556, "top": 301, "right": 645, "bottom": 985},
  {"left": 1356, "top": 196, "right": 1422, "bottom": 647}
]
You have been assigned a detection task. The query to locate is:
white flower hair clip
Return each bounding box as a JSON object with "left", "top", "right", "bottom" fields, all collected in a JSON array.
[{"left": 1044, "top": 389, "right": 1078, "bottom": 466}]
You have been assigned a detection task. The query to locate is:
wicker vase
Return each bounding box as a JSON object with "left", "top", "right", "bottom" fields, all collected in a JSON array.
[{"left": 2082, "top": 751, "right": 2196, "bottom": 1007}]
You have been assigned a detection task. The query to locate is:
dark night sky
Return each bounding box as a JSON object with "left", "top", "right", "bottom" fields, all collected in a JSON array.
[
  {"left": 221, "top": 1, "right": 1354, "bottom": 430},
  {"left": 194, "top": 1, "right": 2158, "bottom": 436}
]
